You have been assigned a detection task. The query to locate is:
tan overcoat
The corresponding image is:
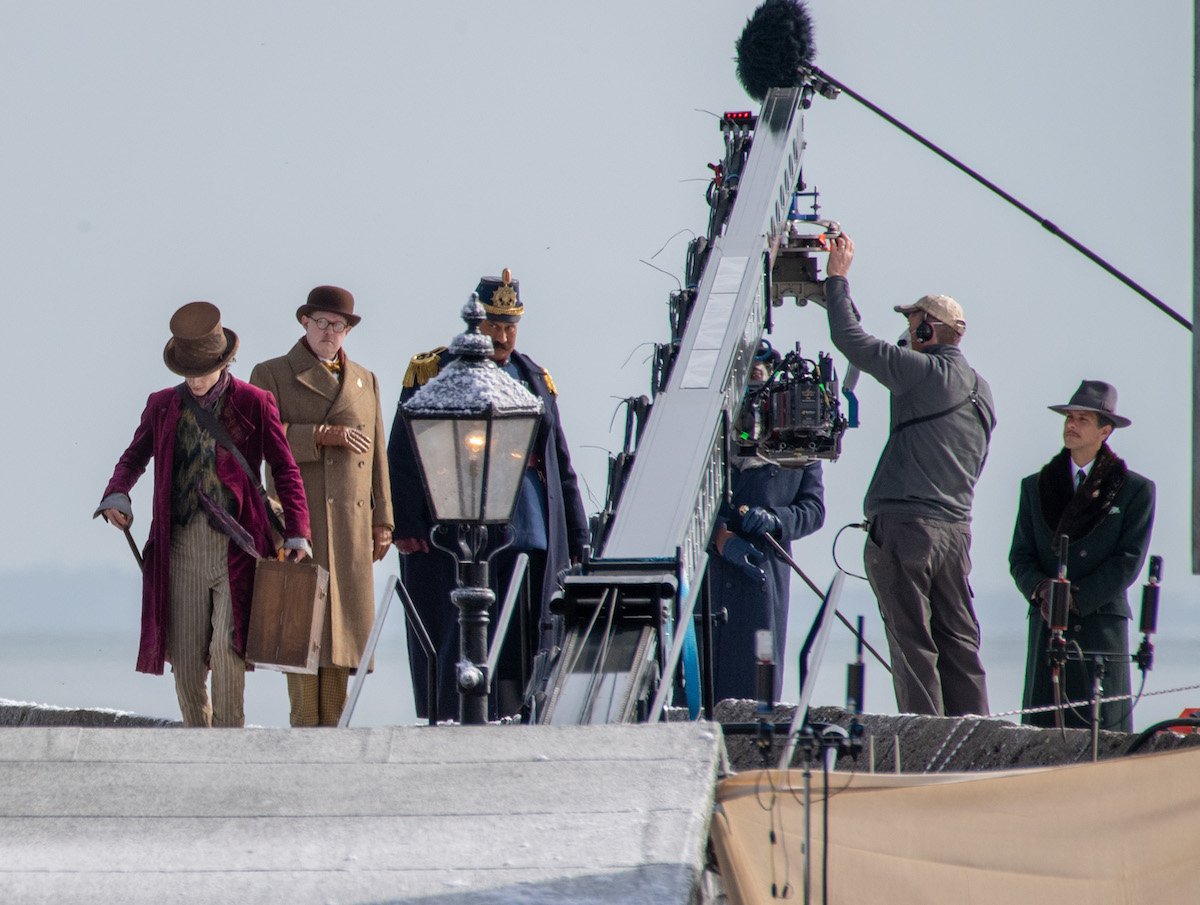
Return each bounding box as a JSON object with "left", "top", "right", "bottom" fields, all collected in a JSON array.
[{"left": 250, "top": 341, "right": 393, "bottom": 669}]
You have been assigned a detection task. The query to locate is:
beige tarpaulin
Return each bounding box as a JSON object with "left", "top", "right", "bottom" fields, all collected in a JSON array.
[{"left": 711, "top": 746, "right": 1200, "bottom": 905}]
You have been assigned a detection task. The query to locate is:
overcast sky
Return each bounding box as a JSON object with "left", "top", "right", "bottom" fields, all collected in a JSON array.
[{"left": 1, "top": 1, "right": 1193, "bottom": 727}]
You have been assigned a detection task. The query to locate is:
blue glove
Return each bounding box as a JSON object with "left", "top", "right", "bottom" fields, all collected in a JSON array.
[
  {"left": 722, "top": 536, "right": 767, "bottom": 582},
  {"left": 740, "top": 506, "right": 780, "bottom": 536}
]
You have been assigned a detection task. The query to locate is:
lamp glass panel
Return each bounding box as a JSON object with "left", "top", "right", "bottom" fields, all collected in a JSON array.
[
  {"left": 410, "top": 417, "right": 487, "bottom": 521},
  {"left": 483, "top": 414, "right": 540, "bottom": 522}
]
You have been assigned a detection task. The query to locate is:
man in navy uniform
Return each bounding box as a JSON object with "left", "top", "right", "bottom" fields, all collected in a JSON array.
[
  {"left": 388, "top": 269, "right": 589, "bottom": 721},
  {"left": 1009, "top": 380, "right": 1155, "bottom": 732},
  {"left": 706, "top": 357, "right": 825, "bottom": 702}
]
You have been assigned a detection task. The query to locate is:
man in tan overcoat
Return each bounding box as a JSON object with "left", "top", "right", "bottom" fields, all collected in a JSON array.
[{"left": 250, "top": 285, "right": 393, "bottom": 726}]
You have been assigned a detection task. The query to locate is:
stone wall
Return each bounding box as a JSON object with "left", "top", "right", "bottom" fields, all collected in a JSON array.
[{"left": 717, "top": 701, "right": 1200, "bottom": 773}]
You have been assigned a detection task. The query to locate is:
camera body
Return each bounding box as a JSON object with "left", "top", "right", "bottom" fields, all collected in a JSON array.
[{"left": 735, "top": 345, "right": 848, "bottom": 464}]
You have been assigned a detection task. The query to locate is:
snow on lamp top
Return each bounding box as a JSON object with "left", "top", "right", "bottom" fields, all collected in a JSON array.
[{"left": 403, "top": 294, "right": 544, "bottom": 417}]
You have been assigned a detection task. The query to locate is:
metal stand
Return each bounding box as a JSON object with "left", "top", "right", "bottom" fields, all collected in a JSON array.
[
  {"left": 1090, "top": 656, "right": 1106, "bottom": 762},
  {"left": 453, "top": 562, "right": 493, "bottom": 726},
  {"left": 430, "top": 523, "right": 513, "bottom": 726},
  {"left": 791, "top": 722, "right": 862, "bottom": 905}
]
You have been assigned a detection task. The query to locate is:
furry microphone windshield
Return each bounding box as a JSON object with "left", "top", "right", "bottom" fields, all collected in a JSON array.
[{"left": 735, "top": 0, "right": 816, "bottom": 102}]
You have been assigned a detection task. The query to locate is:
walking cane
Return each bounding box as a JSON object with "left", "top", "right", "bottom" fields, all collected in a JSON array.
[{"left": 121, "top": 526, "right": 144, "bottom": 570}]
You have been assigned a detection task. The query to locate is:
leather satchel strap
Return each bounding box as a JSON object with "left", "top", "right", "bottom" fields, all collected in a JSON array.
[{"left": 176, "top": 385, "right": 287, "bottom": 538}]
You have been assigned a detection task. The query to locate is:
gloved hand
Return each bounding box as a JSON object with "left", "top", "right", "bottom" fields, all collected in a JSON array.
[
  {"left": 740, "top": 506, "right": 780, "bottom": 536},
  {"left": 395, "top": 536, "right": 429, "bottom": 554},
  {"left": 1033, "top": 578, "right": 1074, "bottom": 625},
  {"left": 372, "top": 526, "right": 393, "bottom": 562},
  {"left": 316, "top": 424, "right": 371, "bottom": 453},
  {"left": 721, "top": 535, "right": 767, "bottom": 582}
]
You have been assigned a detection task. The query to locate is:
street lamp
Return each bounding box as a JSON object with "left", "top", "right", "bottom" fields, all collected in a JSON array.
[{"left": 402, "top": 294, "right": 544, "bottom": 725}]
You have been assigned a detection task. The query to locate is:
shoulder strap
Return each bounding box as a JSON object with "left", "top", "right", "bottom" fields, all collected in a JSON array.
[
  {"left": 891, "top": 370, "right": 993, "bottom": 444},
  {"left": 176, "top": 385, "right": 286, "bottom": 537}
]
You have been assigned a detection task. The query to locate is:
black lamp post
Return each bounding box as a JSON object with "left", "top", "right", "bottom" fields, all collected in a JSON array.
[{"left": 402, "top": 294, "right": 543, "bottom": 725}]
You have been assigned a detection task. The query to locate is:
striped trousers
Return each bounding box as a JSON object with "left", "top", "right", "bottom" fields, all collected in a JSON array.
[{"left": 168, "top": 518, "right": 245, "bottom": 727}]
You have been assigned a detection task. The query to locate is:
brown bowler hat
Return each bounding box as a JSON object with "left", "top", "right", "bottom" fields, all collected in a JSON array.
[
  {"left": 163, "top": 301, "right": 239, "bottom": 378},
  {"left": 296, "top": 285, "right": 360, "bottom": 327}
]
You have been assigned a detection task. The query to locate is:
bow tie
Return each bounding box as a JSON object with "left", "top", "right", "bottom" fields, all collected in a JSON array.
[{"left": 322, "top": 359, "right": 342, "bottom": 374}]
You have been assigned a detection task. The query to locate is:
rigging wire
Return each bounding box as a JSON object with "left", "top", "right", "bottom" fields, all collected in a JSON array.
[{"left": 805, "top": 64, "right": 1192, "bottom": 332}]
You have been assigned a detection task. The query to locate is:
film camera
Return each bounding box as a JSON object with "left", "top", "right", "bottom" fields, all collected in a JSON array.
[{"left": 735, "top": 341, "right": 848, "bottom": 465}]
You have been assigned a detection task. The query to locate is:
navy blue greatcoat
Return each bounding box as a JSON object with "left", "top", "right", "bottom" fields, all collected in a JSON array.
[
  {"left": 707, "top": 461, "right": 825, "bottom": 701},
  {"left": 1009, "top": 445, "right": 1155, "bottom": 732},
  {"left": 387, "top": 348, "right": 589, "bottom": 721}
]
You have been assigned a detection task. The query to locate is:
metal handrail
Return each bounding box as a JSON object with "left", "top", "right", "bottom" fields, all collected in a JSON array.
[
  {"left": 647, "top": 551, "right": 709, "bottom": 722},
  {"left": 339, "top": 575, "right": 438, "bottom": 728},
  {"left": 485, "top": 552, "right": 529, "bottom": 686},
  {"left": 776, "top": 571, "right": 845, "bottom": 769}
]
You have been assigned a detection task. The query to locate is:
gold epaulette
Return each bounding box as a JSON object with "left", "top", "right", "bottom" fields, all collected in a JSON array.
[
  {"left": 542, "top": 367, "right": 557, "bottom": 396},
  {"left": 403, "top": 346, "right": 447, "bottom": 388}
]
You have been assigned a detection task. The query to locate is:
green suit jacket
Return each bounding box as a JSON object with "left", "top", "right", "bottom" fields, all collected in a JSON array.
[{"left": 1009, "top": 446, "right": 1154, "bottom": 730}]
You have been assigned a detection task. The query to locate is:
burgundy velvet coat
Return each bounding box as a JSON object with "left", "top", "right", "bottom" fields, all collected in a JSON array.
[{"left": 103, "top": 378, "right": 311, "bottom": 674}]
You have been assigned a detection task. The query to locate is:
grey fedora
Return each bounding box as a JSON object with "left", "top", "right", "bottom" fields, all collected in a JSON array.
[
  {"left": 1048, "top": 380, "right": 1131, "bottom": 428},
  {"left": 163, "top": 301, "right": 239, "bottom": 378}
]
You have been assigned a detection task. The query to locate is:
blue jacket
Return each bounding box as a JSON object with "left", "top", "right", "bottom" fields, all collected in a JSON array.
[{"left": 707, "top": 461, "right": 824, "bottom": 701}]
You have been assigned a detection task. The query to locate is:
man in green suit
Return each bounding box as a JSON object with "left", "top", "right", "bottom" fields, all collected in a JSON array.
[{"left": 1009, "top": 380, "right": 1155, "bottom": 732}]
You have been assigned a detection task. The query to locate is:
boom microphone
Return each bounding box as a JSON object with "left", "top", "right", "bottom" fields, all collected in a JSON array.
[{"left": 735, "top": 0, "right": 816, "bottom": 102}]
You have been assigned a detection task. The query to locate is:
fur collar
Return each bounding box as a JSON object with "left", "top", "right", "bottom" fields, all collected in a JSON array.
[{"left": 1037, "top": 444, "right": 1127, "bottom": 541}]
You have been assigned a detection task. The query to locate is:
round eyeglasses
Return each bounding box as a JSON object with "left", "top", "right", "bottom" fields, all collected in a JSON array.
[{"left": 310, "top": 316, "right": 348, "bottom": 333}]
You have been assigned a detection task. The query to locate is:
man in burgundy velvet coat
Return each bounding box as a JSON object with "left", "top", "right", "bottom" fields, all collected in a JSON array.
[{"left": 96, "top": 302, "right": 311, "bottom": 727}]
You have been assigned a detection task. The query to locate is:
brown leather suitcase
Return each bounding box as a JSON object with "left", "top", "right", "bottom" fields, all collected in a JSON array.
[{"left": 246, "top": 559, "right": 329, "bottom": 674}]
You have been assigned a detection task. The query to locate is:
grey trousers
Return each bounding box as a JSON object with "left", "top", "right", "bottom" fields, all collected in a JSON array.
[
  {"left": 167, "top": 518, "right": 245, "bottom": 727},
  {"left": 864, "top": 513, "right": 989, "bottom": 717}
]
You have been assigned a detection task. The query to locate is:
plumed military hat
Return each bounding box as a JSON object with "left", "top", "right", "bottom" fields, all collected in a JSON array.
[
  {"left": 476, "top": 268, "right": 523, "bottom": 323},
  {"left": 296, "top": 284, "right": 361, "bottom": 327},
  {"left": 163, "top": 301, "right": 239, "bottom": 378}
]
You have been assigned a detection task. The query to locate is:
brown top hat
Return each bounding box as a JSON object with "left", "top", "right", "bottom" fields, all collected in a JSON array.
[
  {"left": 163, "top": 301, "right": 239, "bottom": 378},
  {"left": 296, "top": 285, "right": 360, "bottom": 327},
  {"left": 1048, "top": 380, "right": 1131, "bottom": 428}
]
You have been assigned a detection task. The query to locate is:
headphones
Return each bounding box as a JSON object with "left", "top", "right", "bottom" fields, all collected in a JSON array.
[{"left": 914, "top": 317, "right": 935, "bottom": 343}]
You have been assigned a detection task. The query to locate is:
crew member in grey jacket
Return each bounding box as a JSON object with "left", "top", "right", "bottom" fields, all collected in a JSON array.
[{"left": 824, "top": 233, "right": 996, "bottom": 716}]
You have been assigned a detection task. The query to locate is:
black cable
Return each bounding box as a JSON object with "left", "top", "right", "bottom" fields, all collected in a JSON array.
[
  {"left": 831, "top": 521, "right": 867, "bottom": 580},
  {"left": 1101, "top": 670, "right": 1147, "bottom": 732},
  {"left": 807, "top": 65, "right": 1191, "bottom": 333},
  {"left": 1061, "top": 640, "right": 1094, "bottom": 725},
  {"left": 751, "top": 768, "right": 792, "bottom": 898},
  {"left": 1124, "top": 718, "right": 1200, "bottom": 754}
]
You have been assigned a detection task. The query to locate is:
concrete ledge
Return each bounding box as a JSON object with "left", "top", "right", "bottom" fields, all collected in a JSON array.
[{"left": 0, "top": 722, "right": 720, "bottom": 905}]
